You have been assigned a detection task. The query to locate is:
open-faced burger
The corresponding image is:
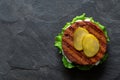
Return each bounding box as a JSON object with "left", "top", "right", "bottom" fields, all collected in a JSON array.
[{"left": 55, "top": 13, "right": 110, "bottom": 70}]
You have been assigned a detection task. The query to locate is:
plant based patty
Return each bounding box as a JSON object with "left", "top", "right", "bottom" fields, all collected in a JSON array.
[{"left": 62, "top": 21, "right": 107, "bottom": 65}]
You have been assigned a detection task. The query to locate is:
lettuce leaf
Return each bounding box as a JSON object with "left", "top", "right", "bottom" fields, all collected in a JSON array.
[
  {"left": 54, "top": 13, "right": 110, "bottom": 70},
  {"left": 54, "top": 33, "right": 62, "bottom": 53},
  {"left": 62, "top": 56, "right": 75, "bottom": 68}
]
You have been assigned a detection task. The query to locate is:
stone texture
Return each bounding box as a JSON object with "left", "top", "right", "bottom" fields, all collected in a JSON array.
[{"left": 0, "top": 0, "right": 120, "bottom": 80}]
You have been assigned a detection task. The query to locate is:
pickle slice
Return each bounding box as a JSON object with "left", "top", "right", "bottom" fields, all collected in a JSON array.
[
  {"left": 83, "top": 34, "right": 100, "bottom": 57},
  {"left": 73, "top": 27, "right": 89, "bottom": 51}
]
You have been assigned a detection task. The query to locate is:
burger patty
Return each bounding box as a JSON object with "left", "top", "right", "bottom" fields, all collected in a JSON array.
[{"left": 62, "top": 21, "right": 107, "bottom": 65}]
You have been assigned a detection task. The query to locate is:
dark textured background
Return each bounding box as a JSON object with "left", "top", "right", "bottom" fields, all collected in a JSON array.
[{"left": 0, "top": 0, "right": 120, "bottom": 80}]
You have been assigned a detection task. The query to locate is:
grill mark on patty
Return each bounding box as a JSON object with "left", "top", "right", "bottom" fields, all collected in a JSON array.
[
  {"left": 64, "top": 33, "right": 73, "bottom": 41},
  {"left": 90, "top": 52, "right": 102, "bottom": 63},
  {"left": 76, "top": 21, "right": 87, "bottom": 26},
  {"left": 84, "top": 22, "right": 106, "bottom": 44},
  {"left": 62, "top": 21, "right": 107, "bottom": 65},
  {"left": 62, "top": 42, "right": 83, "bottom": 64},
  {"left": 90, "top": 49, "right": 105, "bottom": 63},
  {"left": 62, "top": 41, "right": 89, "bottom": 65},
  {"left": 62, "top": 37, "right": 92, "bottom": 65},
  {"left": 71, "top": 23, "right": 79, "bottom": 30},
  {"left": 63, "top": 50, "right": 78, "bottom": 63},
  {"left": 69, "top": 26, "right": 75, "bottom": 32},
  {"left": 87, "top": 27, "right": 106, "bottom": 44},
  {"left": 63, "top": 28, "right": 73, "bottom": 41}
]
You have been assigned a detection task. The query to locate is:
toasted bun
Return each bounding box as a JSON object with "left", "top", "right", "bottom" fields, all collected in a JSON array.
[{"left": 62, "top": 21, "right": 107, "bottom": 65}]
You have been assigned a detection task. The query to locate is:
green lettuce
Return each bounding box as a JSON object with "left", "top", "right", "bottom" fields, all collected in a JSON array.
[{"left": 54, "top": 13, "right": 110, "bottom": 70}]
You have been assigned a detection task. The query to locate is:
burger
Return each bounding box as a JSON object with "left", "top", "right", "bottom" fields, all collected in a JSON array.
[{"left": 54, "top": 13, "right": 110, "bottom": 70}]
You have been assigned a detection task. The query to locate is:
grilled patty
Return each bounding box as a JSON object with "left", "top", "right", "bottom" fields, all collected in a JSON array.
[{"left": 62, "top": 21, "right": 107, "bottom": 65}]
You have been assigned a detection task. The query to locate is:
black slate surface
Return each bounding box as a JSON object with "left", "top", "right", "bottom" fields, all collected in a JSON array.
[{"left": 0, "top": 0, "right": 120, "bottom": 80}]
